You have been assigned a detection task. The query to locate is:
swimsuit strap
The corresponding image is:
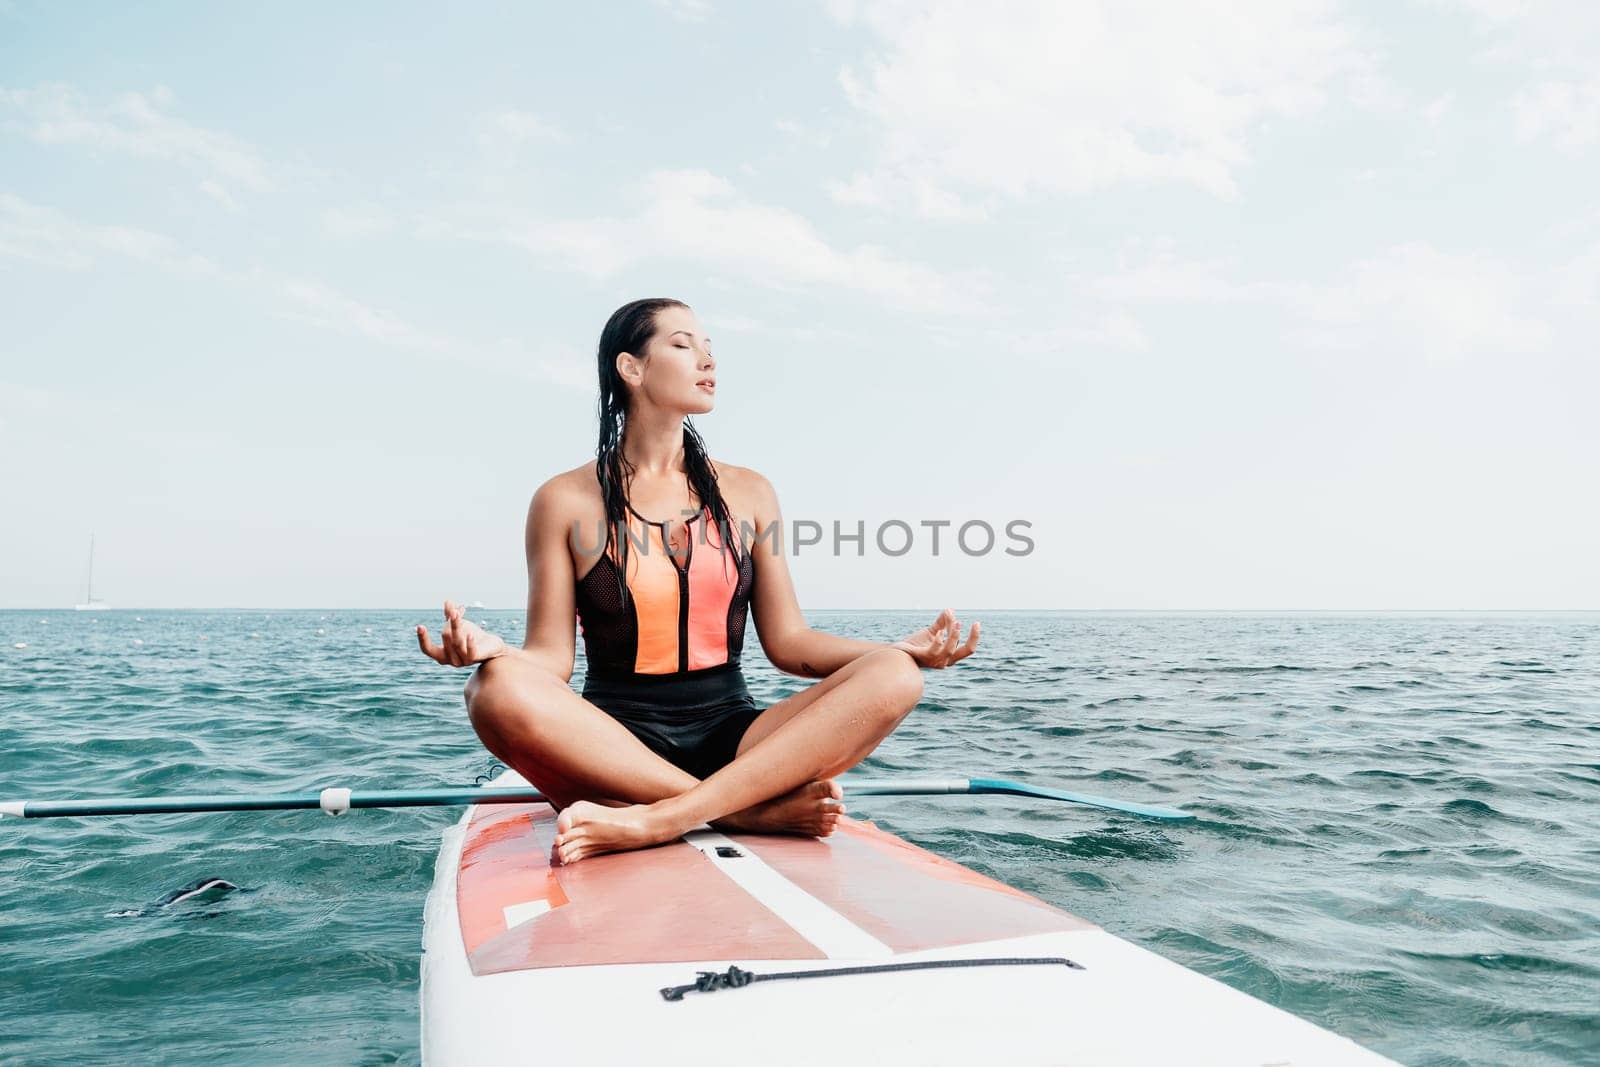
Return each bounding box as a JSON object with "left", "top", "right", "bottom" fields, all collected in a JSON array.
[{"left": 625, "top": 501, "right": 708, "bottom": 527}]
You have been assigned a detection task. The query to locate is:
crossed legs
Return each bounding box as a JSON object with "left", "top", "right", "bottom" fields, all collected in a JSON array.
[{"left": 463, "top": 648, "right": 923, "bottom": 860}]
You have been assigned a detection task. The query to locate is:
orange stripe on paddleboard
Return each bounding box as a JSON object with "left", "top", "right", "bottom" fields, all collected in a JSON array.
[
  {"left": 458, "top": 805, "right": 827, "bottom": 976},
  {"left": 456, "top": 804, "right": 570, "bottom": 958}
]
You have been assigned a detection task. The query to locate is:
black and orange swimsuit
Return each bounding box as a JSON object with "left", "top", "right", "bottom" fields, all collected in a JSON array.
[{"left": 575, "top": 502, "right": 759, "bottom": 778}]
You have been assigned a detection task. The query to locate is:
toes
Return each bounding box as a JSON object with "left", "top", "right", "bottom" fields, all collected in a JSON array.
[{"left": 554, "top": 827, "right": 587, "bottom": 862}]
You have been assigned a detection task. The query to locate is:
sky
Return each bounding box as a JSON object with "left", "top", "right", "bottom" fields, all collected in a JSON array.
[{"left": 1, "top": 0, "right": 1597, "bottom": 611}]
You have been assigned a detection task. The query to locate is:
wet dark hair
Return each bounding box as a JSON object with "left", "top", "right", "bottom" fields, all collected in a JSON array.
[{"left": 594, "top": 298, "right": 738, "bottom": 605}]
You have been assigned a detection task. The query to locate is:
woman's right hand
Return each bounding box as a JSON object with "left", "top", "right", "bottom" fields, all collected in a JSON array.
[{"left": 417, "top": 599, "right": 508, "bottom": 667}]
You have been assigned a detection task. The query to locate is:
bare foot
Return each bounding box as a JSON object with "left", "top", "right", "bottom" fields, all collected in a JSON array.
[
  {"left": 713, "top": 779, "right": 845, "bottom": 838},
  {"left": 552, "top": 801, "right": 679, "bottom": 865},
  {"left": 551, "top": 782, "right": 848, "bottom": 864}
]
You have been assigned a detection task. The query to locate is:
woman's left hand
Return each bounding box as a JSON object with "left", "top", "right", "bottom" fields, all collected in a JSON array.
[{"left": 891, "top": 607, "right": 979, "bottom": 669}]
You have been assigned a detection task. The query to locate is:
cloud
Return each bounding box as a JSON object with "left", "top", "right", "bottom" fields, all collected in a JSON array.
[
  {"left": 1425, "top": 0, "right": 1532, "bottom": 22},
  {"left": 963, "top": 309, "right": 1152, "bottom": 361},
  {"left": 474, "top": 109, "right": 564, "bottom": 149},
  {"left": 278, "top": 278, "right": 593, "bottom": 390},
  {"left": 422, "top": 168, "right": 991, "bottom": 313},
  {"left": 1419, "top": 3, "right": 1600, "bottom": 166},
  {"left": 323, "top": 203, "right": 395, "bottom": 239},
  {"left": 823, "top": 0, "right": 1382, "bottom": 214},
  {"left": 466, "top": 109, "right": 568, "bottom": 197},
  {"left": 1064, "top": 310, "right": 1151, "bottom": 352},
  {"left": 0, "top": 82, "right": 272, "bottom": 199},
  {"left": 1429, "top": 0, "right": 1600, "bottom": 75},
  {"left": 280, "top": 279, "right": 434, "bottom": 349},
  {"left": 1292, "top": 244, "right": 1551, "bottom": 359},
  {"left": 649, "top": 0, "right": 713, "bottom": 22},
  {"left": 1089, "top": 239, "right": 1551, "bottom": 361},
  {"left": 198, "top": 179, "right": 239, "bottom": 211},
  {"left": 1553, "top": 238, "right": 1600, "bottom": 308},
  {"left": 1513, "top": 78, "right": 1600, "bottom": 152},
  {"left": 774, "top": 118, "right": 833, "bottom": 149},
  {"left": 0, "top": 191, "right": 217, "bottom": 274}
]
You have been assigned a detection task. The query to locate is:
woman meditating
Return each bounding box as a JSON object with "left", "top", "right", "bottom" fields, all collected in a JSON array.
[{"left": 417, "top": 298, "right": 979, "bottom": 864}]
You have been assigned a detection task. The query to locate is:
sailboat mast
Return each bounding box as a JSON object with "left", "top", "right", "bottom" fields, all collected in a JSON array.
[{"left": 86, "top": 535, "right": 95, "bottom": 603}]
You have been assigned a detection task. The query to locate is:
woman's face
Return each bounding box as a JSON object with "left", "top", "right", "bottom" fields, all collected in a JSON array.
[{"left": 625, "top": 305, "right": 716, "bottom": 415}]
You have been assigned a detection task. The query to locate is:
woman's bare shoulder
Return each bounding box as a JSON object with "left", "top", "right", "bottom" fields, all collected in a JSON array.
[
  {"left": 529, "top": 462, "right": 604, "bottom": 519},
  {"left": 710, "top": 458, "right": 766, "bottom": 489},
  {"left": 710, "top": 459, "right": 778, "bottom": 517}
]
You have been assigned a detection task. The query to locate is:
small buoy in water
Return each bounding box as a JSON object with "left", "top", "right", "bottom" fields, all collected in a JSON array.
[
  {"left": 364, "top": 627, "right": 374, "bottom": 634},
  {"left": 135, "top": 616, "right": 143, "bottom": 622},
  {"left": 132, "top": 638, "right": 144, "bottom": 646},
  {"left": 37, "top": 619, "right": 47, "bottom": 625},
  {"left": 316, "top": 628, "right": 326, "bottom": 635},
  {"left": 12, "top": 642, "right": 25, "bottom": 649},
  {"left": 250, "top": 632, "right": 262, "bottom": 639},
  {"left": 200, "top": 634, "right": 209, "bottom": 641}
]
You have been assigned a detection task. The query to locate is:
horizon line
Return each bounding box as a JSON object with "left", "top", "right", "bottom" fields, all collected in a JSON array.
[{"left": 4, "top": 607, "right": 1599, "bottom": 615}]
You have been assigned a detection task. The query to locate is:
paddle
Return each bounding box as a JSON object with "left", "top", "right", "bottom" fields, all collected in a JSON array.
[
  {"left": 842, "top": 777, "right": 1193, "bottom": 821},
  {"left": 1, "top": 775, "right": 1193, "bottom": 822}
]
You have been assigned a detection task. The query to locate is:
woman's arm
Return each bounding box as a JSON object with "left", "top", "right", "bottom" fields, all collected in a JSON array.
[
  {"left": 744, "top": 470, "right": 901, "bottom": 678},
  {"left": 513, "top": 477, "right": 580, "bottom": 682}
]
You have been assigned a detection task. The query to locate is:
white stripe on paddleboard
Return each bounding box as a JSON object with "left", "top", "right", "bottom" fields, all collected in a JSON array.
[
  {"left": 683, "top": 828, "right": 893, "bottom": 960},
  {"left": 502, "top": 899, "right": 551, "bottom": 930}
]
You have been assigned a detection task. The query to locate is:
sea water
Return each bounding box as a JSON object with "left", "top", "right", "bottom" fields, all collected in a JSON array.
[{"left": 1, "top": 610, "right": 1596, "bottom": 1066}]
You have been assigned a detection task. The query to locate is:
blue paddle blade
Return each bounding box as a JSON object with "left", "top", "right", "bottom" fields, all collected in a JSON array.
[
  {"left": 965, "top": 777, "right": 1195, "bottom": 821},
  {"left": 839, "top": 776, "right": 1194, "bottom": 821}
]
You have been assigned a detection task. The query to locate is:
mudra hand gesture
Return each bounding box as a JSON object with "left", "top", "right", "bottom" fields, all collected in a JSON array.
[
  {"left": 417, "top": 599, "right": 508, "bottom": 667},
  {"left": 891, "top": 607, "right": 979, "bottom": 669}
]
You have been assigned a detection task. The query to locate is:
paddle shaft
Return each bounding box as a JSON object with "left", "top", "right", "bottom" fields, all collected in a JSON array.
[
  {"left": 2, "top": 787, "right": 549, "bottom": 819},
  {"left": 3, "top": 777, "right": 1193, "bottom": 821}
]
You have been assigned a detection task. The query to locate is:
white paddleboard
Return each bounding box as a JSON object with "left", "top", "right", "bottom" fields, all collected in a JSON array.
[{"left": 420, "top": 770, "right": 1397, "bottom": 1066}]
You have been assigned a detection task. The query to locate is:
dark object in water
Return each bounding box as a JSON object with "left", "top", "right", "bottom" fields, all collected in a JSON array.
[
  {"left": 156, "top": 876, "right": 241, "bottom": 908},
  {"left": 109, "top": 876, "right": 247, "bottom": 918}
]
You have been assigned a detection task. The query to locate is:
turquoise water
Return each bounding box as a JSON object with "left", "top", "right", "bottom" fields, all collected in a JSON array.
[{"left": 2, "top": 610, "right": 1597, "bottom": 1065}]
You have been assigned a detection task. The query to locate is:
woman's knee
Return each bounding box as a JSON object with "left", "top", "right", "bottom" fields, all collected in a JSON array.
[
  {"left": 869, "top": 647, "right": 924, "bottom": 713},
  {"left": 464, "top": 656, "right": 558, "bottom": 732}
]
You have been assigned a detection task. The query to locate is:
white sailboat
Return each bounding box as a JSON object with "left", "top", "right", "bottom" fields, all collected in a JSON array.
[{"left": 73, "top": 535, "right": 111, "bottom": 612}]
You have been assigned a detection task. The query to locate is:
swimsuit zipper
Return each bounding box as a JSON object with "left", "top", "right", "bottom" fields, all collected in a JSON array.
[{"left": 663, "top": 520, "right": 692, "bottom": 673}]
